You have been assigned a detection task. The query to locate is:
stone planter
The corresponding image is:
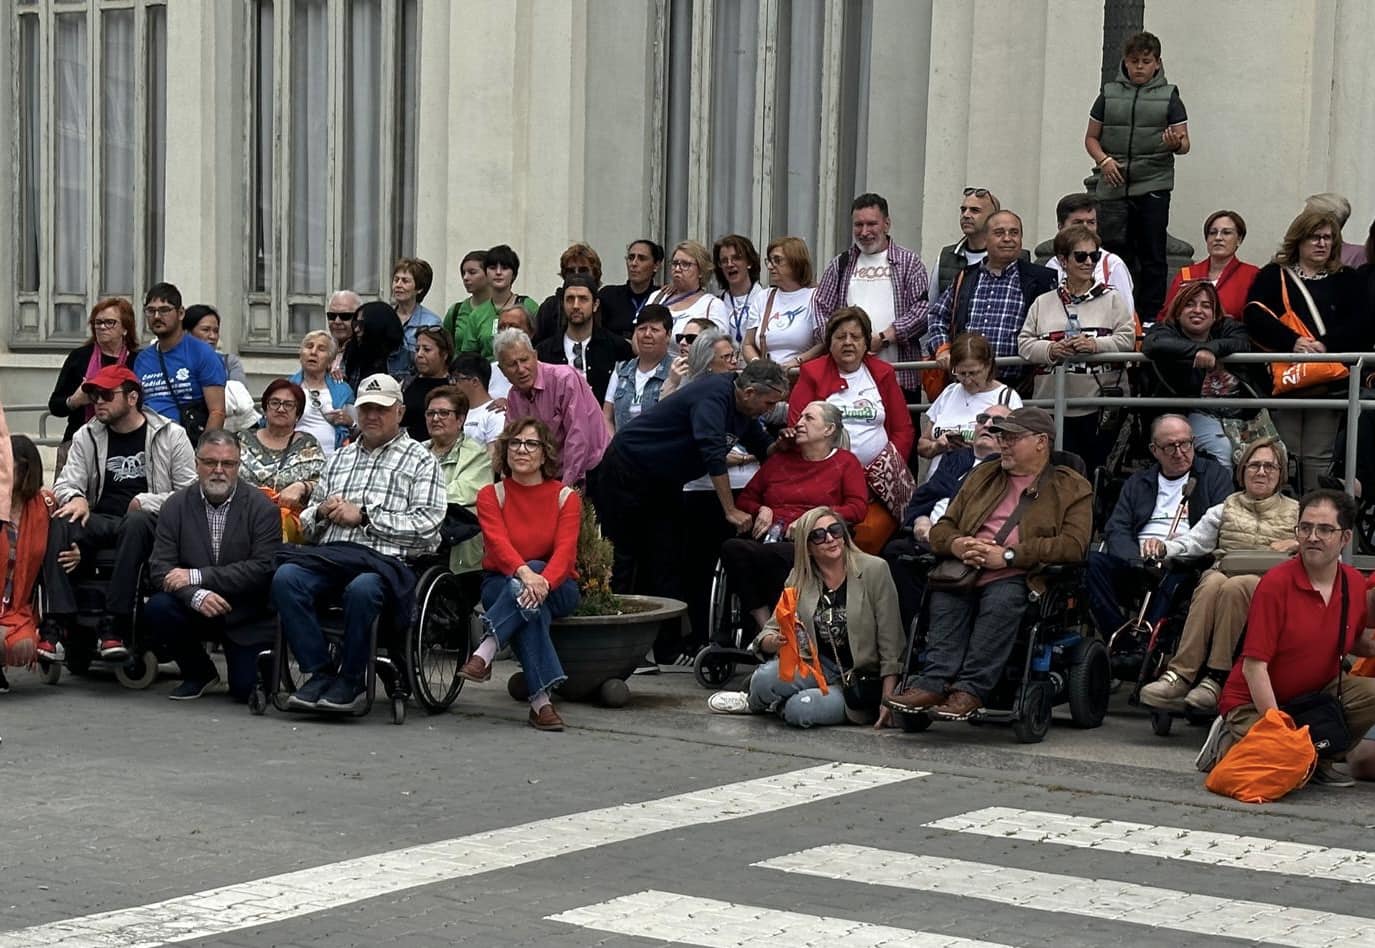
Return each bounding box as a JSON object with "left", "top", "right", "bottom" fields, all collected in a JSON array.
[{"left": 506, "top": 595, "right": 686, "bottom": 706}]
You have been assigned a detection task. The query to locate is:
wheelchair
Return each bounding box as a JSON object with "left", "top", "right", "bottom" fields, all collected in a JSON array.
[
  {"left": 890, "top": 556, "right": 1110, "bottom": 744},
  {"left": 691, "top": 558, "right": 765, "bottom": 689},
  {"left": 248, "top": 556, "right": 475, "bottom": 724},
  {"left": 34, "top": 550, "right": 162, "bottom": 690}
]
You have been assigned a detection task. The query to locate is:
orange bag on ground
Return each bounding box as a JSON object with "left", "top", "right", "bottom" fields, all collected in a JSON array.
[
  {"left": 1351, "top": 657, "right": 1375, "bottom": 678},
  {"left": 852, "top": 501, "right": 897, "bottom": 554},
  {"left": 1204, "top": 708, "right": 1317, "bottom": 803}
]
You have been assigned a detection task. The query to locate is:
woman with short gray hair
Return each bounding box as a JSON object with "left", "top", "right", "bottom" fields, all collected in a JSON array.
[{"left": 290, "top": 329, "right": 354, "bottom": 456}]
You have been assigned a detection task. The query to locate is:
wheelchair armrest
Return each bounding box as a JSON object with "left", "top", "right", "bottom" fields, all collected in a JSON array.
[
  {"left": 897, "top": 552, "right": 938, "bottom": 569},
  {"left": 1039, "top": 562, "right": 1086, "bottom": 581}
]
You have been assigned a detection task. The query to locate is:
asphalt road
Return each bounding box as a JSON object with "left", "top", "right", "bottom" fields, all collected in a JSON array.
[{"left": 2, "top": 660, "right": 1373, "bottom": 947}]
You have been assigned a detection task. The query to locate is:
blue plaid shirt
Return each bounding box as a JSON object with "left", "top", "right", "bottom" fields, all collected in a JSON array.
[{"left": 926, "top": 260, "right": 1031, "bottom": 362}]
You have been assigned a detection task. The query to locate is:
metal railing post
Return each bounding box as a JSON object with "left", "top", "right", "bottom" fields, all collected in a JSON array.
[{"left": 1053, "top": 363, "right": 1066, "bottom": 447}]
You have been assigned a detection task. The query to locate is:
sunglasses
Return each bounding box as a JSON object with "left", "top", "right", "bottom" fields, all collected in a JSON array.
[
  {"left": 807, "top": 522, "right": 846, "bottom": 545},
  {"left": 326, "top": 311, "right": 354, "bottom": 322},
  {"left": 88, "top": 388, "right": 120, "bottom": 403},
  {"left": 1070, "top": 249, "right": 1104, "bottom": 264},
  {"left": 675, "top": 333, "right": 698, "bottom": 345},
  {"left": 963, "top": 187, "right": 991, "bottom": 197}
]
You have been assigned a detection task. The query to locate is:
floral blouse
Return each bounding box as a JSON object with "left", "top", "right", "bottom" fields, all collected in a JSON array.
[{"left": 237, "top": 430, "right": 326, "bottom": 492}]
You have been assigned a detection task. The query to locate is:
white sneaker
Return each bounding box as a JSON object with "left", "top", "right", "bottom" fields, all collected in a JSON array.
[
  {"left": 1184, "top": 677, "right": 1221, "bottom": 713},
  {"left": 707, "top": 691, "right": 751, "bottom": 714}
]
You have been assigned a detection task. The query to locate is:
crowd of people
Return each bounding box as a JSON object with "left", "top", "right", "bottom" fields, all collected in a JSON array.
[{"left": 4, "top": 31, "right": 1375, "bottom": 787}]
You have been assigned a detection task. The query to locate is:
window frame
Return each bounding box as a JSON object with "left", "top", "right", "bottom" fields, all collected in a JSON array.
[
  {"left": 243, "top": 0, "right": 418, "bottom": 355},
  {"left": 9, "top": 0, "right": 166, "bottom": 349}
]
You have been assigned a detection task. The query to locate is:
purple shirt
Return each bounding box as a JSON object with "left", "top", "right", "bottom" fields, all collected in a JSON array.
[{"left": 506, "top": 362, "right": 609, "bottom": 486}]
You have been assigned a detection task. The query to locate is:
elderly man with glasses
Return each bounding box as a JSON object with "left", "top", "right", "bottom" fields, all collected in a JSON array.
[
  {"left": 1086, "top": 413, "right": 1232, "bottom": 641},
  {"left": 886, "top": 407, "right": 1092, "bottom": 719}
]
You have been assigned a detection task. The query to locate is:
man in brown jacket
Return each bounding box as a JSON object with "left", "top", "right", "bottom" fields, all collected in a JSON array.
[{"left": 887, "top": 407, "right": 1092, "bottom": 719}]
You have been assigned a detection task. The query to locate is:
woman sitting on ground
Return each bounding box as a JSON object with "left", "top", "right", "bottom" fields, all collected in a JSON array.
[
  {"left": 237, "top": 380, "right": 326, "bottom": 532},
  {"left": 460, "top": 418, "right": 581, "bottom": 732},
  {"left": 1137, "top": 438, "right": 1299, "bottom": 715},
  {"left": 720, "top": 401, "right": 868, "bottom": 633},
  {"left": 1, "top": 435, "right": 55, "bottom": 689},
  {"left": 707, "top": 506, "right": 904, "bottom": 729}
]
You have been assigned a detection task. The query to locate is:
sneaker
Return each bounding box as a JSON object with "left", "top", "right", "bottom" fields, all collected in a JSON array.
[
  {"left": 1139, "top": 670, "right": 1189, "bottom": 709},
  {"left": 1310, "top": 761, "right": 1356, "bottom": 789},
  {"left": 316, "top": 676, "right": 367, "bottom": 713},
  {"left": 98, "top": 638, "right": 130, "bottom": 662},
  {"left": 659, "top": 652, "right": 696, "bottom": 674},
  {"left": 286, "top": 673, "right": 335, "bottom": 711},
  {"left": 707, "top": 691, "right": 751, "bottom": 714},
  {"left": 169, "top": 676, "right": 222, "bottom": 701},
  {"left": 632, "top": 649, "right": 660, "bottom": 676},
  {"left": 36, "top": 620, "right": 66, "bottom": 663},
  {"left": 1184, "top": 677, "right": 1222, "bottom": 714}
]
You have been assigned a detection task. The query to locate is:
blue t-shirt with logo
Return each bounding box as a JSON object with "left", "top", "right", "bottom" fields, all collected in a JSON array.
[{"left": 133, "top": 334, "right": 227, "bottom": 420}]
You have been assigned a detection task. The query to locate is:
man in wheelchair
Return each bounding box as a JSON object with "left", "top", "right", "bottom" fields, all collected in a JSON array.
[
  {"left": 270, "top": 373, "right": 446, "bottom": 714},
  {"left": 38, "top": 366, "right": 197, "bottom": 662},
  {"left": 886, "top": 407, "right": 1092, "bottom": 719}
]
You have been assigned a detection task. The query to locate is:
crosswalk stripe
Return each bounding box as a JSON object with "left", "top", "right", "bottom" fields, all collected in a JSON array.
[
  {"left": 758, "top": 844, "right": 1372, "bottom": 948},
  {"left": 0, "top": 764, "right": 924, "bottom": 948},
  {"left": 547, "top": 890, "right": 1018, "bottom": 947},
  {"left": 926, "top": 806, "right": 1375, "bottom": 884}
]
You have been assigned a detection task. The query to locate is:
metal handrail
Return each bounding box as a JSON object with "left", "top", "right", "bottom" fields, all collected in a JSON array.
[{"left": 1, "top": 404, "right": 57, "bottom": 445}]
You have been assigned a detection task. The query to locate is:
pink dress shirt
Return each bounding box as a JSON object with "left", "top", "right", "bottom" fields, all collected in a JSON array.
[{"left": 505, "top": 362, "right": 609, "bottom": 486}]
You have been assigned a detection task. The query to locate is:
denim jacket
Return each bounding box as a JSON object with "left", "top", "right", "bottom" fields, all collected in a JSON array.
[{"left": 611, "top": 354, "right": 674, "bottom": 430}]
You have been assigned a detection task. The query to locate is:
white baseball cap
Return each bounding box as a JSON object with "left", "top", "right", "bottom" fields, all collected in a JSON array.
[{"left": 354, "top": 373, "right": 403, "bottom": 408}]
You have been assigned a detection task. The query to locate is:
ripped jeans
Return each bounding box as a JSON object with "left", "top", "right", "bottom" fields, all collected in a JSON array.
[{"left": 747, "top": 656, "right": 847, "bottom": 728}]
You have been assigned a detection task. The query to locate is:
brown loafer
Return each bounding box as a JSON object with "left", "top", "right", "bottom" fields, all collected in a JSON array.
[
  {"left": 529, "top": 704, "right": 565, "bottom": 731},
  {"left": 931, "top": 690, "right": 983, "bottom": 720},
  {"left": 458, "top": 654, "right": 491, "bottom": 683},
  {"left": 885, "top": 687, "right": 944, "bottom": 711}
]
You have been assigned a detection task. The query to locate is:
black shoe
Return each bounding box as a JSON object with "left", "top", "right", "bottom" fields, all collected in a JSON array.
[
  {"left": 169, "top": 676, "right": 222, "bottom": 701},
  {"left": 316, "top": 677, "right": 367, "bottom": 714},
  {"left": 287, "top": 673, "right": 335, "bottom": 711},
  {"left": 0, "top": 668, "right": 9, "bottom": 694}
]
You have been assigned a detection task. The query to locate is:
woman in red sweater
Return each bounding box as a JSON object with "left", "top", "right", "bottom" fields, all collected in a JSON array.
[
  {"left": 719, "top": 401, "right": 867, "bottom": 632},
  {"left": 460, "top": 418, "right": 581, "bottom": 731}
]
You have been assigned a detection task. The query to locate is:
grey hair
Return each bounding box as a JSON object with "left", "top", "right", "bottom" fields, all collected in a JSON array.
[
  {"left": 804, "top": 400, "right": 850, "bottom": 451},
  {"left": 683, "top": 328, "right": 727, "bottom": 384},
  {"left": 493, "top": 327, "right": 535, "bottom": 362},
  {"left": 196, "top": 428, "right": 241, "bottom": 454},
  {"left": 327, "top": 289, "right": 363, "bottom": 311},
  {"left": 1149, "top": 413, "right": 1193, "bottom": 441},
  {"left": 735, "top": 358, "right": 789, "bottom": 395},
  {"left": 1305, "top": 192, "right": 1352, "bottom": 227},
  {"left": 300, "top": 328, "right": 339, "bottom": 359}
]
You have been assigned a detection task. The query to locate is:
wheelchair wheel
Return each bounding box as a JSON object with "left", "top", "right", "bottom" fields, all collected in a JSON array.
[
  {"left": 897, "top": 710, "right": 932, "bottom": 733},
  {"left": 391, "top": 695, "right": 407, "bottom": 725},
  {"left": 1012, "top": 681, "right": 1052, "bottom": 744},
  {"left": 692, "top": 648, "right": 736, "bottom": 689},
  {"left": 1151, "top": 709, "right": 1174, "bottom": 736},
  {"left": 407, "top": 571, "right": 468, "bottom": 714},
  {"left": 115, "top": 651, "right": 159, "bottom": 690},
  {"left": 1067, "top": 639, "right": 1111, "bottom": 729},
  {"left": 39, "top": 659, "right": 62, "bottom": 685}
]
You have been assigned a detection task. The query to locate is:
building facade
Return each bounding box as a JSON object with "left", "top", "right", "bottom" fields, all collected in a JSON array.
[{"left": 3, "top": 0, "right": 1373, "bottom": 419}]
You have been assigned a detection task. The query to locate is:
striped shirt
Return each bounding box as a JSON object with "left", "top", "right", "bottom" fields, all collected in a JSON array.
[{"left": 300, "top": 430, "right": 445, "bottom": 557}]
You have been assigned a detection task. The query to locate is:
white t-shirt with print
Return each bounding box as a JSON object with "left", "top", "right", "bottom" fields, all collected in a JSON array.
[
  {"left": 464, "top": 400, "right": 507, "bottom": 445},
  {"left": 668, "top": 294, "right": 730, "bottom": 342},
  {"left": 563, "top": 334, "right": 591, "bottom": 378},
  {"left": 603, "top": 365, "right": 659, "bottom": 423},
  {"left": 296, "top": 385, "right": 338, "bottom": 457},
  {"left": 923, "top": 381, "right": 1022, "bottom": 481},
  {"left": 1137, "top": 472, "right": 1191, "bottom": 545},
  {"left": 846, "top": 249, "right": 897, "bottom": 363},
  {"left": 721, "top": 283, "right": 765, "bottom": 345},
  {"left": 749, "top": 286, "right": 816, "bottom": 365},
  {"left": 827, "top": 363, "right": 888, "bottom": 466}
]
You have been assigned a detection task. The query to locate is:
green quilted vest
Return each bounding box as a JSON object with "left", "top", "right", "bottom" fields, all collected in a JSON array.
[{"left": 1094, "top": 67, "right": 1178, "bottom": 199}]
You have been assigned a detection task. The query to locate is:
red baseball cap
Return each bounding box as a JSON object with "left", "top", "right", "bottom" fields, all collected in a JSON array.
[{"left": 81, "top": 365, "right": 140, "bottom": 394}]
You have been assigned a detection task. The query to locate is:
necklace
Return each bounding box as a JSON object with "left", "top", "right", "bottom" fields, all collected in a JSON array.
[
  {"left": 661, "top": 289, "right": 699, "bottom": 308},
  {"left": 1291, "top": 264, "right": 1329, "bottom": 282}
]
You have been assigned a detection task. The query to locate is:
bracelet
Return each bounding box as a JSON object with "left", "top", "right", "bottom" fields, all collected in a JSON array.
[{"left": 1097, "top": 156, "right": 1112, "bottom": 168}]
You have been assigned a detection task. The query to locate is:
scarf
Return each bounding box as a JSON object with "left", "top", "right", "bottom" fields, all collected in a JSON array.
[
  {"left": 773, "top": 586, "right": 830, "bottom": 695},
  {"left": 1, "top": 490, "right": 55, "bottom": 667},
  {"left": 83, "top": 345, "right": 129, "bottom": 422}
]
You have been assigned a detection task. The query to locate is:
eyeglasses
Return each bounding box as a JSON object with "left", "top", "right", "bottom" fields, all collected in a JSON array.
[
  {"left": 807, "top": 522, "right": 846, "bottom": 545},
  {"left": 952, "top": 369, "right": 985, "bottom": 380},
  {"left": 675, "top": 333, "right": 698, "bottom": 345},
  {"left": 670, "top": 259, "right": 696, "bottom": 270},
  {"left": 92, "top": 318, "right": 121, "bottom": 329},
  {"left": 765, "top": 255, "right": 788, "bottom": 265},
  {"left": 196, "top": 458, "right": 240, "bottom": 470},
  {"left": 975, "top": 412, "right": 995, "bottom": 425},
  {"left": 265, "top": 399, "right": 297, "bottom": 411},
  {"left": 1306, "top": 234, "right": 1335, "bottom": 244},
  {"left": 1071, "top": 249, "right": 1104, "bottom": 264},
  {"left": 963, "top": 187, "right": 991, "bottom": 197},
  {"left": 563, "top": 266, "right": 593, "bottom": 276},
  {"left": 508, "top": 438, "right": 543, "bottom": 453},
  {"left": 144, "top": 305, "right": 176, "bottom": 317},
  {"left": 425, "top": 408, "right": 458, "bottom": 419},
  {"left": 1153, "top": 439, "right": 1195, "bottom": 455},
  {"left": 994, "top": 431, "right": 1032, "bottom": 444},
  {"left": 326, "top": 311, "right": 354, "bottom": 322},
  {"left": 89, "top": 388, "right": 119, "bottom": 403},
  {"left": 1205, "top": 227, "right": 1238, "bottom": 238},
  {"left": 1295, "top": 522, "right": 1341, "bottom": 539},
  {"left": 1244, "top": 461, "right": 1280, "bottom": 473}
]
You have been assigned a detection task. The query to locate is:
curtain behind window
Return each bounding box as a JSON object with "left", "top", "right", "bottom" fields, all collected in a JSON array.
[
  {"left": 146, "top": 3, "right": 167, "bottom": 284},
  {"left": 288, "top": 0, "right": 328, "bottom": 328},
  {"left": 708, "top": 0, "right": 759, "bottom": 243},
  {"left": 54, "top": 13, "right": 91, "bottom": 335},
  {"left": 18, "top": 15, "right": 40, "bottom": 293},
  {"left": 101, "top": 8, "right": 136, "bottom": 297},
  {"left": 342, "top": 0, "right": 382, "bottom": 293}
]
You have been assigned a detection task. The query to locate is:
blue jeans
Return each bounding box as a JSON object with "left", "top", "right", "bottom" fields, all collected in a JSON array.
[
  {"left": 915, "top": 577, "right": 1028, "bottom": 701},
  {"left": 1086, "top": 550, "right": 1187, "bottom": 638},
  {"left": 271, "top": 563, "right": 386, "bottom": 684},
  {"left": 144, "top": 592, "right": 262, "bottom": 701},
  {"left": 1188, "top": 412, "right": 1233, "bottom": 466},
  {"left": 480, "top": 560, "right": 579, "bottom": 697},
  {"left": 746, "top": 657, "right": 847, "bottom": 728}
]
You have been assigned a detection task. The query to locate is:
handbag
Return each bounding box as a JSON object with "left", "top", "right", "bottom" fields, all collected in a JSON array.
[
  {"left": 926, "top": 469, "right": 1045, "bottom": 594},
  {"left": 1253, "top": 270, "right": 1348, "bottom": 395},
  {"left": 820, "top": 607, "right": 882, "bottom": 714},
  {"left": 1204, "top": 708, "right": 1317, "bottom": 803},
  {"left": 155, "top": 346, "right": 211, "bottom": 443},
  {"left": 1277, "top": 570, "right": 1351, "bottom": 759},
  {"left": 1214, "top": 550, "right": 1291, "bottom": 577},
  {"left": 1219, "top": 407, "right": 1281, "bottom": 466},
  {"left": 865, "top": 441, "right": 916, "bottom": 520}
]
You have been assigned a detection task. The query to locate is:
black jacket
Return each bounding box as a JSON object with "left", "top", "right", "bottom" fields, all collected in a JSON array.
[
  {"left": 1143, "top": 317, "right": 1256, "bottom": 405},
  {"left": 149, "top": 481, "right": 282, "bottom": 630},
  {"left": 1102, "top": 458, "right": 1232, "bottom": 561},
  {"left": 48, "top": 344, "right": 140, "bottom": 443},
  {"left": 536, "top": 329, "right": 633, "bottom": 403}
]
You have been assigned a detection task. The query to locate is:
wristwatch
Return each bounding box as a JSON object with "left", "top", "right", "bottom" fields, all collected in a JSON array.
[
  {"left": 358, "top": 506, "right": 372, "bottom": 529},
  {"left": 1002, "top": 548, "right": 1016, "bottom": 565}
]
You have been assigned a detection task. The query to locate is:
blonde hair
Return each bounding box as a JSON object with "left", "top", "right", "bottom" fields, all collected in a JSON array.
[
  {"left": 1275, "top": 209, "right": 1344, "bottom": 271},
  {"left": 670, "top": 240, "right": 713, "bottom": 290},
  {"left": 785, "top": 506, "right": 861, "bottom": 600}
]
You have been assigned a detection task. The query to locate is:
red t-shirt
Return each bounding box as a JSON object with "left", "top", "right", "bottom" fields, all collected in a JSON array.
[
  {"left": 1217, "top": 558, "right": 1367, "bottom": 715},
  {"left": 735, "top": 449, "right": 869, "bottom": 529},
  {"left": 476, "top": 479, "right": 582, "bottom": 588}
]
